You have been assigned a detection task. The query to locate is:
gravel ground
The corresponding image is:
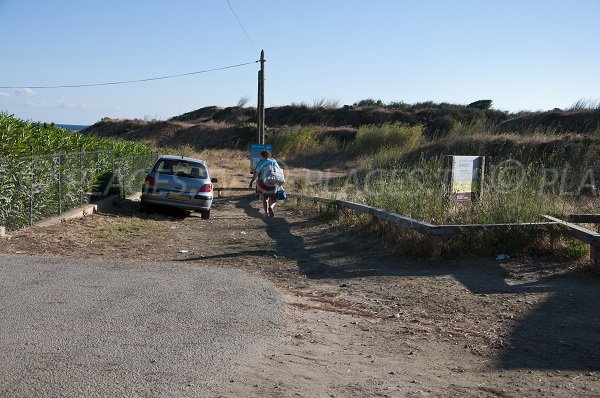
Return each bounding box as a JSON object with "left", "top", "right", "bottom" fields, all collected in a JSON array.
[
  {"left": 0, "top": 254, "right": 283, "bottom": 397},
  {"left": 1, "top": 194, "right": 600, "bottom": 397}
]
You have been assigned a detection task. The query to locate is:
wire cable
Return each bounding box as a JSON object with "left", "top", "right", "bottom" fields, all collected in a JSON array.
[
  {"left": 0, "top": 60, "right": 258, "bottom": 89},
  {"left": 225, "top": 0, "right": 258, "bottom": 53}
]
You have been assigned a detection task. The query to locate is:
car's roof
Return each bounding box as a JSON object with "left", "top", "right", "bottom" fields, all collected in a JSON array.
[{"left": 157, "top": 155, "right": 206, "bottom": 165}]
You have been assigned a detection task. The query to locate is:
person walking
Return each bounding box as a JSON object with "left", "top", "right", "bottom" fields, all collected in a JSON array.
[{"left": 249, "top": 150, "right": 282, "bottom": 217}]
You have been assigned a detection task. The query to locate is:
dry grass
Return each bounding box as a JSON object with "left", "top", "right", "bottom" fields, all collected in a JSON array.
[{"left": 156, "top": 146, "right": 250, "bottom": 188}]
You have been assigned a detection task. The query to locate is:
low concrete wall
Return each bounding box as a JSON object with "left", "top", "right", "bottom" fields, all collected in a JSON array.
[{"left": 1, "top": 193, "right": 140, "bottom": 232}]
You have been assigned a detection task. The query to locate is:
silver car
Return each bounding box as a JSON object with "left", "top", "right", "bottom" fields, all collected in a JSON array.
[{"left": 140, "top": 155, "right": 217, "bottom": 219}]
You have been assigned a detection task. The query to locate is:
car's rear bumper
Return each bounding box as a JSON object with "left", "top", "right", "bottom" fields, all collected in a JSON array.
[{"left": 141, "top": 192, "right": 213, "bottom": 211}]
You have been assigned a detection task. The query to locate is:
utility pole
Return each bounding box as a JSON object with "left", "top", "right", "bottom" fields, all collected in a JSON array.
[{"left": 257, "top": 49, "right": 265, "bottom": 144}]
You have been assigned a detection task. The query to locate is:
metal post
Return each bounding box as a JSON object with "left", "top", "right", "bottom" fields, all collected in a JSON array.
[
  {"left": 79, "top": 149, "right": 84, "bottom": 206},
  {"left": 29, "top": 157, "right": 34, "bottom": 226},
  {"left": 57, "top": 153, "right": 62, "bottom": 215},
  {"left": 111, "top": 145, "right": 115, "bottom": 173},
  {"left": 111, "top": 145, "right": 118, "bottom": 198}
]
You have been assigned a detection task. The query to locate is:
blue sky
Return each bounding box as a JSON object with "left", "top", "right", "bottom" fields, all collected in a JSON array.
[{"left": 0, "top": 0, "right": 599, "bottom": 124}]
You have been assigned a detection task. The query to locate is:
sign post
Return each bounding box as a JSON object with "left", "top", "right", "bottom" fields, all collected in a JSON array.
[{"left": 446, "top": 155, "right": 485, "bottom": 202}]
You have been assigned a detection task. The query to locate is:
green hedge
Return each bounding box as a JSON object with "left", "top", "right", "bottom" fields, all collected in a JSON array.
[
  {"left": 0, "top": 113, "right": 154, "bottom": 230},
  {"left": 0, "top": 112, "right": 148, "bottom": 157}
]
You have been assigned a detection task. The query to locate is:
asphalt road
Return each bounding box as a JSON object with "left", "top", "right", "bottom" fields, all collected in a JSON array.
[{"left": 0, "top": 254, "right": 283, "bottom": 397}]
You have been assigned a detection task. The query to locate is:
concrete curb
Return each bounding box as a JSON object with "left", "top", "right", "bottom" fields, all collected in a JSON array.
[
  {"left": 35, "top": 203, "right": 101, "bottom": 227},
  {"left": 1, "top": 193, "right": 141, "bottom": 233}
]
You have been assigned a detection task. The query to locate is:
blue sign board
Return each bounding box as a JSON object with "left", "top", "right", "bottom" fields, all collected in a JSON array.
[{"left": 250, "top": 144, "right": 272, "bottom": 172}]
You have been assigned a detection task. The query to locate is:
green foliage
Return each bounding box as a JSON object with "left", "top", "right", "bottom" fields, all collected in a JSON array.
[
  {"left": 568, "top": 98, "right": 600, "bottom": 111},
  {"left": 353, "top": 98, "right": 385, "bottom": 108},
  {"left": 302, "top": 154, "right": 595, "bottom": 256},
  {"left": 268, "top": 127, "right": 338, "bottom": 157},
  {"left": 468, "top": 99, "right": 493, "bottom": 110},
  {"left": 0, "top": 112, "right": 149, "bottom": 157},
  {"left": 156, "top": 144, "right": 197, "bottom": 158},
  {"left": 446, "top": 118, "right": 496, "bottom": 138},
  {"left": 312, "top": 98, "right": 340, "bottom": 109},
  {"left": 0, "top": 113, "right": 153, "bottom": 231},
  {"left": 386, "top": 101, "right": 411, "bottom": 110},
  {"left": 352, "top": 123, "right": 423, "bottom": 155},
  {"left": 236, "top": 96, "right": 250, "bottom": 107},
  {"left": 360, "top": 156, "right": 571, "bottom": 225},
  {"left": 293, "top": 176, "right": 308, "bottom": 191},
  {"left": 361, "top": 157, "right": 448, "bottom": 222},
  {"left": 553, "top": 240, "right": 588, "bottom": 261}
]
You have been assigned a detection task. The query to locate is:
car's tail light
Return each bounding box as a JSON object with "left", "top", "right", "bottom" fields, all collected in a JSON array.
[
  {"left": 145, "top": 175, "right": 156, "bottom": 186},
  {"left": 199, "top": 183, "right": 213, "bottom": 193}
]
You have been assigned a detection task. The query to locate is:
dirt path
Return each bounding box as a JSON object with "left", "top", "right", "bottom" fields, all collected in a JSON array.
[{"left": 1, "top": 195, "right": 599, "bottom": 397}]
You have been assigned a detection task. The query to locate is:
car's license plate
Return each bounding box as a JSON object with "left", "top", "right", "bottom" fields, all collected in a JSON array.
[{"left": 167, "top": 193, "right": 189, "bottom": 201}]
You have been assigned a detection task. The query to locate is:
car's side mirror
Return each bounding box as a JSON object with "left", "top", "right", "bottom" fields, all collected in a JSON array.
[{"left": 211, "top": 177, "right": 218, "bottom": 183}]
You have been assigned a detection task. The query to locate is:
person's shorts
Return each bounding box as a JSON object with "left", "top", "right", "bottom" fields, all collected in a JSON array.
[{"left": 257, "top": 180, "right": 277, "bottom": 200}]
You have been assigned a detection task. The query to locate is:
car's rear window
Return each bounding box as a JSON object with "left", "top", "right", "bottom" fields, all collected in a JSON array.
[{"left": 155, "top": 159, "right": 208, "bottom": 179}]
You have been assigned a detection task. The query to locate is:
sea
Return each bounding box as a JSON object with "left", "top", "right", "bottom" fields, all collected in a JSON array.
[{"left": 56, "top": 124, "right": 89, "bottom": 131}]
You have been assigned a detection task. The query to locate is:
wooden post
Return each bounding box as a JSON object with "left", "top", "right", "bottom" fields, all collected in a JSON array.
[
  {"left": 257, "top": 50, "right": 266, "bottom": 144},
  {"left": 479, "top": 156, "right": 486, "bottom": 200},
  {"left": 256, "top": 69, "right": 262, "bottom": 144},
  {"left": 591, "top": 244, "right": 600, "bottom": 271},
  {"left": 550, "top": 231, "right": 560, "bottom": 250}
]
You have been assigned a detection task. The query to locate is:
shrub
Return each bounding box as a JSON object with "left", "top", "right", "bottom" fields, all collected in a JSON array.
[
  {"left": 468, "top": 100, "right": 493, "bottom": 110},
  {"left": 268, "top": 127, "right": 341, "bottom": 157},
  {"left": 353, "top": 98, "right": 385, "bottom": 108},
  {"left": 312, "top": 98, "right": 340, "bottom": 109},
  {"left": 352, "top": 123, "right": 423, "bottom": 155}
]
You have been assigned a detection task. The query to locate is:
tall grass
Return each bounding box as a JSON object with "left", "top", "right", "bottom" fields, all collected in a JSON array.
[
  {"left": 359, "top": 156, "right": 580, "bottom": 225},
  {"left": 446, "top": 118, "right": 496, "bottom": 138},
  {"left": 268, "top": 127, "right": 339, "bottom": 157},
  {"left": 362, "top": 158, "right": 449, "bottom": 222},
  {"left": 568, "top": 98, "right": 600, "bottom": 111},
  {"left": 312, "top": 98, "right": 340, "bottom": 109},
  {"left": 352, "top": 123, "right": 423, "bottom": 155}
]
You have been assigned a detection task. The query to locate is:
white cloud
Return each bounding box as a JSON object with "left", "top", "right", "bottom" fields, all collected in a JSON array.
[
  {"left": 58, "top": 96, "right": 92, "bottom": 110},
  {"left": 14, "top": 88, "right": 37, "bottom": 97},
  {"left": 24, "top": 101, "right": 47, "bottom": 108}
]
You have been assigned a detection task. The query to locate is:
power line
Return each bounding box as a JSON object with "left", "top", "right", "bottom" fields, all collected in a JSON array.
[
  {"left": 225, "top": 0, "right": 258, "bottom": 53},
  {"left": 0, "top": 60, "right": 258, "bottom": 89}
]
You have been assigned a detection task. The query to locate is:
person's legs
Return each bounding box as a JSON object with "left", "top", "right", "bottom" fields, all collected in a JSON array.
[
  {"left": 267, "top": 194, "right": 276, "bottom": 217},
  {"left": 261, "top": 195, "right": 269, "bottom": 215}
]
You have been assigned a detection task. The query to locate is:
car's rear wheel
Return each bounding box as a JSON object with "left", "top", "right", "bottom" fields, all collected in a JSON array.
[
  {"left": 140, "top": 200, "right": 153, "bottom": 214},
  {"left": 201, "top": 210, "right": 210, "bottom": 220}
]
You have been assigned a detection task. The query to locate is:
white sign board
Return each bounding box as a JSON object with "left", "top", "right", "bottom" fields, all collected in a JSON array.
[{"left": 450, "top": 156, "right": 483, "bottom": 202}]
